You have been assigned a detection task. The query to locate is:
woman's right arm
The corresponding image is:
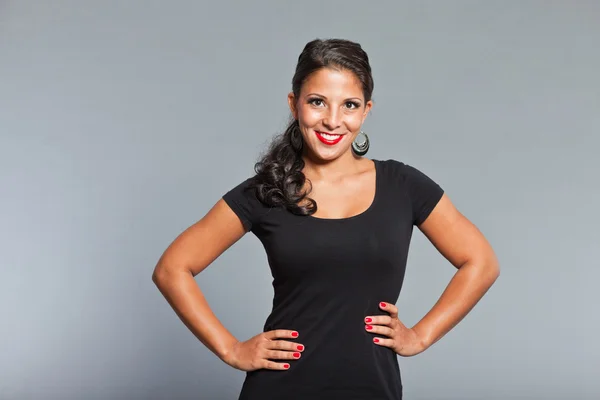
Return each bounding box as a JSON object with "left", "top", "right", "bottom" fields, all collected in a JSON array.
[
  {"left": 152, "top": 198, "right": 304, "bottom": 371},
  {"left": 151, "top": 198, "right": 247, "bottom": 362}
]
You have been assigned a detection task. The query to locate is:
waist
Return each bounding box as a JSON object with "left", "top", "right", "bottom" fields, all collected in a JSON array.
[{"left": 241, "top": 319, "right": 401, "bottom": 399}]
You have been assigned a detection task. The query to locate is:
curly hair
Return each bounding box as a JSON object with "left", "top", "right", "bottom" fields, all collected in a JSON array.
[{"left": 249, "top": 38, "right": 374, "bottom": 216}]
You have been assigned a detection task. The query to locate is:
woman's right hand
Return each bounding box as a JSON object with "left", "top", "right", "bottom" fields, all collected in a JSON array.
[{"left": 223, "top": 330, "right": 305, "bottom": 371}]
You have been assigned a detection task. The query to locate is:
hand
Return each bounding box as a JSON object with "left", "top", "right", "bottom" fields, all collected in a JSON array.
[
  {"left": 223, "top": 330, "right": 305, "bottom": 371},
  {"left": 365, "top": 302, "right": 427, "bottom": 357}
]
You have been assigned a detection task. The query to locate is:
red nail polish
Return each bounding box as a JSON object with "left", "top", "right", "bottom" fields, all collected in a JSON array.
[
  {"left": 284, "top": 364, "right": 290, "bottom": 369},
  {"left": 380, "top": 302, "right": 386, "bottom": 308},
  {"left": 293, "top": 352, "right": 300, "bottom": 358},
  {"left": 373, "top": 338, "right": 379, "bottom": 343},
  {"left": 365, "top": 317, "right": 372, "bottom": 323},
  {"left": 291, "top": 332, "right": 299, "bottom": 337},
  {"left": 366, "top": 325, "right": 373, "bottom": 330},
  {"left": 297, "top": 345, "right": 304, "bottom": 351}
]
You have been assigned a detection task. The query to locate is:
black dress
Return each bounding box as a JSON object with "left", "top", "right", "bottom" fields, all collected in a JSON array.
[{"left": 222, "top": 159, "right": 444, "bottom": 400}]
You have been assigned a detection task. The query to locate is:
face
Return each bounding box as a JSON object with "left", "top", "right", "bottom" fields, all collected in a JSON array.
[{"left": 288, "top": 67, "right": 373, "bottom": 162}]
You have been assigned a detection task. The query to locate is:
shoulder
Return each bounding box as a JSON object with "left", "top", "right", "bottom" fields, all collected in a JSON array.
[
  {"left": 375, "top": 158, "right": 435, "bottom": 183},
  {"left": 222, "top": 175, "right": 268, "bottom": 232},
  {"left": 224, "top": 175, "right": 258, "bottom": 200},
  {"left": 374, "top": 158, "right": 445, "bottom": 225}
]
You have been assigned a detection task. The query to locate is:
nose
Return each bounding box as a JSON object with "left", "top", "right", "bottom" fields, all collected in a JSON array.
[{"left": 322, "top": 108, "right": 341, "bottom": 130}]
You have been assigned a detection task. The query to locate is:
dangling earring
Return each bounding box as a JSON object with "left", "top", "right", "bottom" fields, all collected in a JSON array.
[
  {"left": 291, "top": 121, "right": 303, "bottom": 151},
  {"left": 352, "top": 131, "right": 370, "bottom": 156}
]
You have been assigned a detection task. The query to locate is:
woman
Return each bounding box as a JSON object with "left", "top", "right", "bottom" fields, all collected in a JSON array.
[{"left": 152, "top": 38, "right": 500, "bottom": 399}]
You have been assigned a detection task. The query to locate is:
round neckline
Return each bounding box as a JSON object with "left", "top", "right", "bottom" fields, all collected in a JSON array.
[{"left": 306, "top": 159, "right": 380, "bottom": 222}]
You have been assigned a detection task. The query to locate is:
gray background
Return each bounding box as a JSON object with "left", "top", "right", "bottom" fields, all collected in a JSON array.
[{"left": 1, "top": 1, "right": 598, "bottom": 399}]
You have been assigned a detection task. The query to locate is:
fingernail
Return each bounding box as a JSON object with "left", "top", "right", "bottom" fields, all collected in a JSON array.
[
  {"left": 297, "top": 345, "right": 304, "bottom": 351},
  {"left": 365, "top": 317, "right": 372, "bottom": 323},
  {"left": 373, "top": 338, "right": 379, "bottom": 343},
  {"left": 380, "top": 302, "right": 386, "bottom": 308},
  {"left": 284, "top": 364, "right": 290, "bottom": 369},
  {"left": 293, "top": 352, "right": 300, "bottom": 358},
  {"left": 291, "top": 332, "right": 299, "bottom": 337},
  {"left": 366, "top": 325, "right": 373, "bottom": 330}
]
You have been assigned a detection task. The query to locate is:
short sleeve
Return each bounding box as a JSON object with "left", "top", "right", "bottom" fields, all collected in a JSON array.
[
  {"left": 403, "top": 164, "right": 444, "bottom": 226},
  {"left": 222, "top": 177, "right": 262, "bottom": 232}
]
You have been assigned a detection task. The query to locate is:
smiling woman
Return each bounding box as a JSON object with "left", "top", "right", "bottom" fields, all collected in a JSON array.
[
  {"left": 248, "top": 40, "right": 376, "bottom": 217},
  {"left": 291, "top": 67, "right": 371, "bottom": 153},
  {"left": 152, "top": 38, "right": 500, "bottom": 400}
]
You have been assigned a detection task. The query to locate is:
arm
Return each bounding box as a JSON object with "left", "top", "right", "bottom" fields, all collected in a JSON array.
[
  {"left": 411, "top": 193, "right": 500, "bottom": 350},
  {"left": 151, "top": 198, "right": 246, "bottom": 362}
]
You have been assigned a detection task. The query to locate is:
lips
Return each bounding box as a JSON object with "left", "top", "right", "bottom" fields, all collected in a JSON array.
[{"left": 315, "top": 130, "right": 344, "bottom": 145}]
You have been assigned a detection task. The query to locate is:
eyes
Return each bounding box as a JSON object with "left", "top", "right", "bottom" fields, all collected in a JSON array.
[{"left": 307, "top": 97, "right": 361, "bottom": 110}]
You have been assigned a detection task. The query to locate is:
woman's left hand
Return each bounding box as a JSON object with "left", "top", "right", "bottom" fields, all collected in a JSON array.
[{"left": 364, "top": 302, "right": 428, "bottom": 357}]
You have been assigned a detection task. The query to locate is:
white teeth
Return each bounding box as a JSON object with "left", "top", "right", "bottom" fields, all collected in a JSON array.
[{"left": 318, "top": 132, "right": 341, "bottom": 140}]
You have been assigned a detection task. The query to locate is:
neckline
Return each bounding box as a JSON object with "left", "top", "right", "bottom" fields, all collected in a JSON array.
[{"left": 306, "top": 159, "right": 380, "bottom": 222}]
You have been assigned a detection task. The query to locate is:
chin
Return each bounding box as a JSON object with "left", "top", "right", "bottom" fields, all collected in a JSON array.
[{"left": 310, "top": 147, "right": 347, "bottom": 162}]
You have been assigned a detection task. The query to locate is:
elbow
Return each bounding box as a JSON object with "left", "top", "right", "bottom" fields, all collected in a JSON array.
[
  {"left": 152, "top": 261, "right": 174, "bottom": 285},
  {"left": 151, "top": 266, "right": 165, "bottom": 285},
  {"left": 483, "top": 256, "right": 501, "bottom": 286},
  {"left": 465, "top": 253, "right": 500, "bottom": 286},
  {"left": 152, "top": 260, "right": 191, "bottom": 285},
  {"left": 489, "top": 265, "right": 500, "bottom": 288}
]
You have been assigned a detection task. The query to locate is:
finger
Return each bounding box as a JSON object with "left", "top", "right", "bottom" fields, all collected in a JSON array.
[
  {"left": 379, "top": 302, "right": 398, "bottom": 318},
  {"left": 372, "top": 336, "right": 395, "bottom": 348},
  {"left": 266, "top": 329, "right": 299, "bottom": 340},
  {"left": 365, "top": 324, "right": 395, "bottom": 338},
  {"left": 263, "top": 360, "right": 291, "bottom": 370},
  {"left": 268, "top": 340, "right": 306, "bottom": 352},
  {"left": 265, "top": 349, "right": 302, "bottom": 360},
  {"left": 364, "top": 315, "right": 392, "bottom": 326}
]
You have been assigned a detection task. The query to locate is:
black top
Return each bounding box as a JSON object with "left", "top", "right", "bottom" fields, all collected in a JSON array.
[{"left": 222, "top": 159, "right": 444, "bottom": 400}]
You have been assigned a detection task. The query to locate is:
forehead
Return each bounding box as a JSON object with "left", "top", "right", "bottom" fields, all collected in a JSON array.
[{"left": 301, "top": 68, "right": 363, "bottom": 98}]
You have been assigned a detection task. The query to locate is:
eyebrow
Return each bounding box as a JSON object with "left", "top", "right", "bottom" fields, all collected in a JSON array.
[{"left": 305, "top": 93, "right": 363, "bottom": 102}]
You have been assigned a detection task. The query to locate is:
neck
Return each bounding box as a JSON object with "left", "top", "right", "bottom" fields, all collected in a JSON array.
[{"left": 301, "top": 151, "right": 364, "bottom": 181}]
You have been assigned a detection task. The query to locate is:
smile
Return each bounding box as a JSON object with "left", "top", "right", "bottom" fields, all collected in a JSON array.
[{"left": 315, "top": 131, "right": 344, "bottom": 145}]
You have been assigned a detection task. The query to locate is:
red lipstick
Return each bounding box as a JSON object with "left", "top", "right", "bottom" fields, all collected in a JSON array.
[{"left": 315, "top": 131, "right": 344, "bottom": 145}]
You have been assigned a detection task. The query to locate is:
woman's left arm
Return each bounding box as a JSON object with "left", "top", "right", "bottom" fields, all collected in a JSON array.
[{"left": 411, "top": 193, "right": 500, "bottom": 351}]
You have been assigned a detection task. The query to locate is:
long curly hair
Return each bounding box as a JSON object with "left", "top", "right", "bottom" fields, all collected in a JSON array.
[{"left": 249, "top": 38, "right": 374, "bottom": 216}]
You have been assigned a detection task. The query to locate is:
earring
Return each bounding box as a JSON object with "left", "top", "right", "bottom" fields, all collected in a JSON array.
[
  {"left": 291, "top": 123, "right": 303, "bottom": 151},
  {"left": 352, "top": 131, "right": 370, "bottom": 156}
]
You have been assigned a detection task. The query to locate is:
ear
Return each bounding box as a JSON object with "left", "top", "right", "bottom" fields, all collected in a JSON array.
[
  {"left": 287, "top": 92, "right": 298, "bottom": 120},
  {"left": 362, "top": 100, "right": 373, "bottom": 124}
]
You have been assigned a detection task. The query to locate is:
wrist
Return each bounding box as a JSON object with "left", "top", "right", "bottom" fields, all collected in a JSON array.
[
  {"left": 216, "top": 337, "right": 240, "bottom": 364},
  {"left": 411, "top": 325, "right": 433, "bottom": 352}
]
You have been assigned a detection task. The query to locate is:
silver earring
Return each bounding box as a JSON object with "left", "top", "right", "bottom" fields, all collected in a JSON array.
[{"left": 352, "top": 131, "right": 370, "bottom": 156}]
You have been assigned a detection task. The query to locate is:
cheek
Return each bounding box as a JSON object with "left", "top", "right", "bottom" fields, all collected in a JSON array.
[
  {"left": 298, "top": 106, "right": 320, "bottom": 124},
  {"left": 297, "top": 106, "right": 364, "bottom": 132},
  {"left": 347, "top": 113, "right": 365, "bottom": 130}
]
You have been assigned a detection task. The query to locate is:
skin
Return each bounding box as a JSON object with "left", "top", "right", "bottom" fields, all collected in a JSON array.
[
  {"left": 152, "top": 66, "right": 500, "bottom": 372},
  {"left": 287, "top": 68, "right": 376, "bottom": 218}
]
